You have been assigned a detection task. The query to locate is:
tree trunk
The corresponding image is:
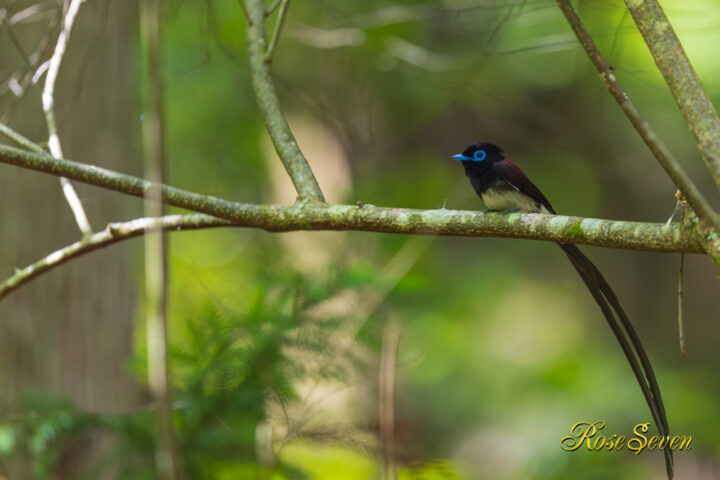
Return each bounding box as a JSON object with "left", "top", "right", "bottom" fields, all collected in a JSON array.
[{"left": 0, "top": 1, "right": 143, "bottom": 477}]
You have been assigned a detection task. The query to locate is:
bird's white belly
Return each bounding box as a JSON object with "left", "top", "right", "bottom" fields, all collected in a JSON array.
[{"left": 481, "top": 188, "right": 548, "bottom": 213}]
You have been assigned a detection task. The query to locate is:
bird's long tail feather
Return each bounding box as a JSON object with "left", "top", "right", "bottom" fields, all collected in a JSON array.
[{"left": 559, "top": 243, "right": 673, "bottom": 479}]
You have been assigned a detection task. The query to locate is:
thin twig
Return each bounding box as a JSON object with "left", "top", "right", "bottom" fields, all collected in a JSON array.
[
  {"left": 2, "top": 21, "right": 34, "bottom": 71},
  {"left": 555, "top": 0, "right": 720, "bottom": 258},
  {"left": 1, "top": 12, "right": 58, "bottom": 121},
  {"left": 265, "top": 0, "right": 282, "bottom": 16},
  {"left": 0, "top": 144, "right": 704, "bottom": 254},
  {"left": 244, "top": 0, "right": 325, "bottom": 202},
  {"left": 43, "top": 0, "right": 92, "bottom": 236},
  {"left": 0, "top": 122, "right": 44, "bottom": 153},
  {"left": 0, "top": 215, "right": 230, "bottom": 301},
  {"left": 624, "top": 0, "right": 720, "bottom": 191},
  {"left": 7, "top": 1, "right": 58, "bottom": 26},
  {"left": 141, "top": 0, "right": 183, "bottom": 477},
  {"left": 237, "top": 0, "right": 249, "bottom": 20},
  {"left": 678, "top": 253, "right": 686, "bottom": 357},
  {"left": 265, "top": 0, "right": 290, "bottom": 63}
]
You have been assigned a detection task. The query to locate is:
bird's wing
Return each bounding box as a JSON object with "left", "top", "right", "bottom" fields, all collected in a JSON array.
[{"left": 492, "top": 158, "right": 556, "bottom": 214}]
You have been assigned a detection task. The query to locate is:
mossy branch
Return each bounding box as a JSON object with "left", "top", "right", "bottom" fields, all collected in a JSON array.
[
  {"left": 0, "top": 207, "right": 702, "bottom": 301},
  {"left": 0, "top": 142, "right": 703, "bottom": 241}
]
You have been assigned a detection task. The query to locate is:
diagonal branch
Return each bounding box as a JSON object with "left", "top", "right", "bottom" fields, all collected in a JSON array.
[
  {"left": 623, "top": 0, "right": 720, "bottom": 190},
  {"left": 556, "top": 0, "right": 720, "bottom": 265},
  {"left": 265, "top": 0, "right": 282, "bottom": 17},
  {"left": 244, "top": 0, "right": 325, "bottom": 203},
  {"left": 0, "top": 144, "right": 702, "bottom": 253},
  {"left": 2, "top": 19, "right": 34, "bottom": 71},
  {"left": 43, "top": 0, "right": 93, "bottom": 236},
  {"left": 0, "top": 215, "right": 230, "bottom": 301},
  {"left": 0, "top": 122, "right": 44, "bottom": 153}
]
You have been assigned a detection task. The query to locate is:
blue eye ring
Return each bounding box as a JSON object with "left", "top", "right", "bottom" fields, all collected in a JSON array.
[{"left": 473, "top": 149, "right": 486, "bottom": 162}]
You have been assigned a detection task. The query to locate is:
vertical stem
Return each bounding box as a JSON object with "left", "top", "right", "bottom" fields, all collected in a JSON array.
[
  {"left": 379, "top": 320, "right": 400, "bottom": 480},
  {"left": 678, "top": 253, "right": 686, "bottom": 357},
  {"left": 141, "top": 0, "right": 182, "bottom": 478}
]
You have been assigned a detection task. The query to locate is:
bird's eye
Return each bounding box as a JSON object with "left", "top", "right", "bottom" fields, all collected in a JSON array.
[{"left": 473, "top": 149, "right": 486, "bottom": 162}]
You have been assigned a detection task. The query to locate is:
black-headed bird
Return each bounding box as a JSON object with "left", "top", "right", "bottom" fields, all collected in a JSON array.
[{"left": 452, "top": 142, "right": 672, "bottom": 479}]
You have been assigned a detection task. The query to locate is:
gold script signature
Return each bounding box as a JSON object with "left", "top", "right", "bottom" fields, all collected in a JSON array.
[{"left": 561, "top": 421, "right": 692, "bottom": 454}]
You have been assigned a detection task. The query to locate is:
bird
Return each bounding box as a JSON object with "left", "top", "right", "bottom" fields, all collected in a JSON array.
[{"left": 451, "top": 142, "right": 673, "bottom": 479}]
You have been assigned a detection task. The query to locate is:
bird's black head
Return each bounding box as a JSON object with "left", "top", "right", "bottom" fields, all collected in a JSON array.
[
  {"left": 451, "top": 142, "right": 505, "bottom": 166},
  {"left": 451, "top": 142, "right": 505, "bottom": 175}
]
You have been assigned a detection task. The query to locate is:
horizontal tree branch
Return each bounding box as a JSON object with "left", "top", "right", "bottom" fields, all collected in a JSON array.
[
  {"left": 0, "top": 143, "right": 703, "bottom": 250},
  {"left": 0, "top": 204, "right": 702, "bottom": 301},
  {"left": 0, "top": 147, "right": 704, "bottom": 301}
]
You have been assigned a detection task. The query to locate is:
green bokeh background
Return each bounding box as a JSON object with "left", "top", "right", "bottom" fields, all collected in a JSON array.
[{"left": 2, "top": 0, "right": 720, "bottom": 478}]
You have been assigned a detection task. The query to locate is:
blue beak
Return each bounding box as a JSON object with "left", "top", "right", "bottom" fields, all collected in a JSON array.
[{"left": 451, "top": 154, "right": 471, "bottom": 161}]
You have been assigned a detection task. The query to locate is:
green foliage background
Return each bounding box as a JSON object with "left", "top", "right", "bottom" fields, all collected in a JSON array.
[{"left": 3, "top": 0, "right": 720, "bottom": 478}]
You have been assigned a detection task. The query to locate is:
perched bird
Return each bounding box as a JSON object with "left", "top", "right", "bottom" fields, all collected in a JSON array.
[{"left": 452, "top": 142, "right": 673, "bottom": 479}]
